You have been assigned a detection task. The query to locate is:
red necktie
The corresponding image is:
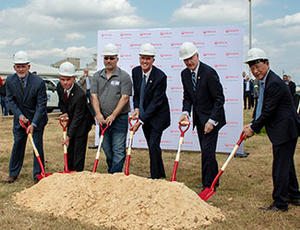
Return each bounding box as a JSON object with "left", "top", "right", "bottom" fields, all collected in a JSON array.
[{"left": 64, "top": 90, "right": 68, "bottom": 103}]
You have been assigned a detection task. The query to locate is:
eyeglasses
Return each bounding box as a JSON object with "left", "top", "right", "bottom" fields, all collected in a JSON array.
[{"left": 104, "top": 57, "right": 116, "bottom": 60}]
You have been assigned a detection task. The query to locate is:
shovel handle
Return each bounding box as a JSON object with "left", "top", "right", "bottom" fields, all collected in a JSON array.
[
  {"left": 179, "top": 121, "right": 190, "bottom": 137},
  {"left": 100, "top": 123, "right": 110, "bottom": 135},
  {"left": 128, "top": 116, "right": 139, "bottom": 131},
  {"left": 19, "top": 119, "right": 30, "bottom": 133},
  {"left": 19, "top": 119, "right": 46, "bottom": 176},
  {"left": 59, "top": 119, "right": 69, "bottom": 131}
]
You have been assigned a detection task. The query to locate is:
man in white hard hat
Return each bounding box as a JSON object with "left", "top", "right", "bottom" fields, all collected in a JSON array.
[
  {"left": 243, "top": 48, "right": 300, "bottom": 211},
  {"left": 91, "top": 43, "right": 132, "bottom": 174},
  {"left": 131, "top": 43, "right": 170, "bottom": 179},
  {"left": 57, "top": 62, "right": 94, "bottom": 171},
  {"left": 6, "top": 50, "right": 48, "bottom": 183},
  {"left": 178, "top": 42, "right": 226, "bottom": 190}
]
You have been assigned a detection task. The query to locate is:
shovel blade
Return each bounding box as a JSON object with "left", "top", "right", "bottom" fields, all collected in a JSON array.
[
  {"left": 198, "top": 188, "right": 215, "bottom": 201},
  {"left": 36, "top": 173, "right": 53, "bottom": 181}
]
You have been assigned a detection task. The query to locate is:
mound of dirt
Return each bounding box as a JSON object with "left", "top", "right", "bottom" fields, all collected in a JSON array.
[{"left": 14, "top": 171, "right": 224, "bottom": 229}]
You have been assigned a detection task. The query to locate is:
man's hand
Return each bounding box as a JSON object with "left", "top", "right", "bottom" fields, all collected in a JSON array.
[
  {"left": 95, "top": 113, "right": 105, "bottom": 126},
  {"left": 105, "top": 114, "right": 116, "bottom": 126},
  {"left": 131, "top": 109, "right": 139, "bottom": 120},
  {"left": 19, "top": 115, "right": 29, "bottom": 124},
  {"left": 62, "top": 136, "right": 70, "bottom": 148},
  {"left": 59, "top": 113, "right": 69, "bottom": 121},
  {"left": 179, "top": 114, "right": 189, "bottom": 126},
  {"left": 243, "top": 124, "right": 254, "bottom": 139},
  {"left": 204, "top": 121, "right": 214, "bottom": 134},
  {"left": 132, "top": 121, "right": 142, "bottom": 134}
]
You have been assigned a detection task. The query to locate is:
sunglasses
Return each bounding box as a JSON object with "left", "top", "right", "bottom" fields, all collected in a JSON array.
[{"left": 104, "top": 57, "right": 116, "bottom": 60}]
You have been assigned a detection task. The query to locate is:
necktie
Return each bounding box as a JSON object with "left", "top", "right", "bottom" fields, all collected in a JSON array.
[
  {"left": 64, "top": 90, "right": 68, "bottom": 104},
  {"left": 191, "top": 71, "right": 197, "bottom": 91},
  {"left": 255, "top": 81, "right": 264, "bottom": 120},
  {"left": 20, "top": 79, "right": 24, "bottom": 93},
  {"left": 139, "top": 75, "right": 147, "bottom": 118}
]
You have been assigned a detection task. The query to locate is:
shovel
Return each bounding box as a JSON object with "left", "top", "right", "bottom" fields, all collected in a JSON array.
[
  {"left": 170, "top": 121, "right": 190, "bottom": 182},
  {"left": 19, "top": 119, "right": 52, "bottom": 181},
  {"left": 199, "top": 131, "right": 245, "bottom": 201},
  {"left": 92, "top": 123, "right": 109, "bottom": 172},
  {"left": 124, "top": 117, "right": 139, "bottom": 176},
  {"left": 58, "top": 119, "right": 76, "bottom": 174}
]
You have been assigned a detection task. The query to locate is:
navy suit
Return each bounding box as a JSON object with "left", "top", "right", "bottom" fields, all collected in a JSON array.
[
  {"left": 6, "top": 72, "right": 48, "bottom": 179},
  {"left": 251, "top": 70, "right": 300, "bottom": 209},
  {"left": 57, "top": 82, "right": 93, "bottom": 171},
  {"left": 181, "top": 61, "right": 226, "bottom": 188},
  {"left": 132, "top": 65, "right": 170, "bottom": 179}
]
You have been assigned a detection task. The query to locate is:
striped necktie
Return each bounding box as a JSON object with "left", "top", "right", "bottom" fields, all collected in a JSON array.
[
  {"left": 139, "top": 75, "right": 147, "bottom": 117},
  {"left": 64, "top": 90, "right": 68, "bottom": 104},
  {"left": 20, "top": 79, "right": 25, "bottom": 93},
  {"left": 191, "top": 71, "right": 196, "bottom": 91}
]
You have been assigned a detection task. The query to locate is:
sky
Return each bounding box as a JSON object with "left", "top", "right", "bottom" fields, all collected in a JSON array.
[{"left": 0, "top": 0, "right": 300, "bottom": 83}]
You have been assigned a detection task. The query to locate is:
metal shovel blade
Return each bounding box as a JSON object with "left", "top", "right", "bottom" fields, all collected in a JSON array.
[{"left": 198, "top": 187, "right": 215, "bottom": 201}]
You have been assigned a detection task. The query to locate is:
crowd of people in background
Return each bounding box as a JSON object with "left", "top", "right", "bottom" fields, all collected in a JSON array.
[{"left": 243, "top": 71, "right": 299, "bottom": 112}]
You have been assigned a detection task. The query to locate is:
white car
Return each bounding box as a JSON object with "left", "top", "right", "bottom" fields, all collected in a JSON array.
[{"left": 43, "top": 78, "right": 59, "bottom": 113}]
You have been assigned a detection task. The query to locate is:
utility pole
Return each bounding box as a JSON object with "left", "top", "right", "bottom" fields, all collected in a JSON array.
[{"left": 249, "top": 0, "right": 252, "bottom": 49}]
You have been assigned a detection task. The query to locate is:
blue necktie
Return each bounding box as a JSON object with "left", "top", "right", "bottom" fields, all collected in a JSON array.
[
  {"left": 255, "top": 81, "right": 264, "bottom": 120},
  {"left": 139, "top": 75, "right": 146, "bottom": 118},
  {"left": 191, "top": 71, "right": 196, "bottom": 91}
]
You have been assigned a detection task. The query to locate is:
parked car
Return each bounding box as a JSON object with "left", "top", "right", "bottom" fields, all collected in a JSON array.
[{"left": 43, "top": 78, "right": 59, "bottom": 113}]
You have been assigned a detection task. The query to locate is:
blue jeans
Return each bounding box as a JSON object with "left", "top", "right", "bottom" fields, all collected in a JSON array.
[{"left": 102, "top": 114, "right": 128, "bottom": 173}]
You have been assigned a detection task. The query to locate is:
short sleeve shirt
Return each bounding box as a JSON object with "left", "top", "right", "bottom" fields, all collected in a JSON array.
[{"left": 91, "top": 67, "right": 132, "bottom": 118}]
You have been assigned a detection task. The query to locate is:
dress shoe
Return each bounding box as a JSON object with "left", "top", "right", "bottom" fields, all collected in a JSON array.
[
  {"left": 288, "top": 198, "right": 300, "bottom": 206},
  {"left": 33, "top": 178, "right": 39, "bottom": 184},
  {"left": 7, "top": 176, "right": 17, "bottom": 183},
  {"left": 259, "top": 204, "right": 288, "bottom": 212},
  {"left": 88, "top": 145, "right": 98, "bottom": 149}
]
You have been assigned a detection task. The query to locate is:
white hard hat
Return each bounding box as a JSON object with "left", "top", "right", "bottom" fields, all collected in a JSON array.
[
  {"left": 245, "top": 48, "right": 268, "bottom": 64},
  {"left": 139, "top": 43, "right": 155, "bottom": 56},
  {"left": 102, "top": 43, "right": 118, "bottom": 56},
  {"left": 179, "top": 42, "right": 197, "bottom": 60},
  {"left": 13, "top": 51, "right": 30, "bottom": 64},
  {"left": 58, "top": 62, "right": 76, "bottom": 77}
]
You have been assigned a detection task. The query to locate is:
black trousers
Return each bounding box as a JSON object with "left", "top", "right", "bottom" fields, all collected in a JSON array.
[
  {"left": 272, "top": 138, "right": 300, "bottom": 208},
  {"left": 196, "top": 125, "right": 219, "bottom": 188},
  {"left": 142, "top": 124, "right": 166, "bottom": 179},
  {"left": 67, "top": 132, "right": 89, "bottom": 171},
  {"left": 244, "top": 91, "right": 253, "bottom": 109}
]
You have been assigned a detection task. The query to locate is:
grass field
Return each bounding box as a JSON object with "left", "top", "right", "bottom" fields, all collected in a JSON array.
[{"left": 0, "top": 109, "right": 299, "bottom": 230}]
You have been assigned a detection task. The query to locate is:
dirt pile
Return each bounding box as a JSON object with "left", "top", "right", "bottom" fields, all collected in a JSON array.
[{"left": 14, "top": 171, "right": 224, "bottom": 229}]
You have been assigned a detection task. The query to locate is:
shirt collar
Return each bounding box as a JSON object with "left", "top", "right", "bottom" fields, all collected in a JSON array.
[
  {"left": 190, "top": 62, "right": 200, "bottom": 75},
  {"left": 65, "top": 83, "right": 74, "bottom": 96},
  {"left": 260, "top": 68, "right": 270, "bottom": 84},
  {"left": 143, "top": 67, "right": 152, "bottom": 82}
]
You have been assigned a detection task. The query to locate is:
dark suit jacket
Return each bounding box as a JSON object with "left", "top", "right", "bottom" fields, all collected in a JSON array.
[
  {"left": 289, "top": 81, "right": 296, "bottom": 96},
  {"left": 251, "top": 70, "right": 300, "bottom": 145},
  {"left": 6, "top": 72, "right": 48, "bottom": 129},
  {"left": 57, "top": 83, "right": 93, "bottom": 138},
  {"left": 181, "top": 62, "right": 226, "bottom": 130},
  {"left": 132, "top": 65, "right": 170, "bottom": 132}
]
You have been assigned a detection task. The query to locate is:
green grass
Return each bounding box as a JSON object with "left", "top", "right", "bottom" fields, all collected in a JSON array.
[{"left": 0, "top": 109, "right": 299, "bottom": 229}]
